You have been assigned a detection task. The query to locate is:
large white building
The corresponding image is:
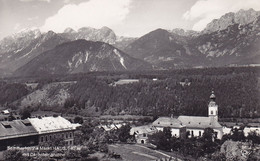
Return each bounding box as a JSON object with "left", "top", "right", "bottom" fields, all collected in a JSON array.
[
  {"left": 153, "top": 91, "right": 223, "bottom": 140},
  {"left": 28, "top": 116, "right": 81, "bottom": 146},
  {"left": 0, "top": 116, "right": 80, "bottom": 150}
]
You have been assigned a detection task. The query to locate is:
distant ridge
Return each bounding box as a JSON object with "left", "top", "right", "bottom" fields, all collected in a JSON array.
[{"left": 14, "top": 39, "right": 152, "bottom": 76}]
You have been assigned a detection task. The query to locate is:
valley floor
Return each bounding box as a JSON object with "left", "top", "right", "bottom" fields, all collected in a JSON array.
[{"left": 108, "top": 143, "right": 188, "bottom": 161}]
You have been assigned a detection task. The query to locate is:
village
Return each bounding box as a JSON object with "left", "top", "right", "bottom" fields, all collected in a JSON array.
[{"left": 0, "top": 91, "right": 259, "bottom": 160}]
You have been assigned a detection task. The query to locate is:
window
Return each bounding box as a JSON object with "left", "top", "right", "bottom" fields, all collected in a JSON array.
[
  {"left": 49, "top": 135, "right": 52, "bottom": 140},
  {"left": 70, "top": 133, "right": 72, "bottom": 138},
  {"left": 191, "top": 131, "right": 194, "bottom": 137},
  {"left": 214, "top": 132, "right": 218, "bottom": 138},
  {"left": 1, "top": 123, "right": 12, "bottom": 128},
  {"left": 158, "top": 122, "right": 160, "bottom": 124},
  {"left": 21, "top": 120, "right": 32, "bottom": 126},
  {"left": 41, "top": 136, "right": 44, "bottom": 142},
  {"left": 199, "top": 131, "right": 201, "bottom": 137},
  {"left": 45, "top": 136, "right": 48, "bottom": 142},
  {"left": 211, "top": 110, "right": 213, "bottom": 115},
  {"left": 143, "top": 133, "right": 146, "bottom": 137}
]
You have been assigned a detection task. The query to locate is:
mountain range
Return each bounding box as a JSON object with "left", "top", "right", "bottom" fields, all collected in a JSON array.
[
  {"left": 14, "top": 40, "right": 151, "bottom": 76},
  {"left": 0, "top": 9, "right": 259, "bottom": 77}
]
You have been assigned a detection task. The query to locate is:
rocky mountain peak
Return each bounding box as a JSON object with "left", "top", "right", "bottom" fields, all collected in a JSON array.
[
  {"left": 77, "top": 27, "right": 96, "bottom": 33},
  {"left": 0, "top": 28, "right": 42, "bottom": 53},
  {"left": 171, "top": 28, "right": 199, "bottom": 37},
  {"left": 63, "top": 27, "right": 76, "bottom": 33},
  {"left": 203, "top": 8, "right": 260, "bottom": 33}
]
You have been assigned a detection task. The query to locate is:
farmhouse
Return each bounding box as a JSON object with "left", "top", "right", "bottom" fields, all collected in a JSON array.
[{"left": 130, "top": 125, "right": 158, "bottom": 144}]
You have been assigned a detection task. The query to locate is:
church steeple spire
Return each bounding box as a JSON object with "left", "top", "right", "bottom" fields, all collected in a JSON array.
[
  {"left": 210, "top": 91, "right": 216, "bottom": 101},
  {"left": 208, "top": 91, "right": 218, "bottom": 121}
]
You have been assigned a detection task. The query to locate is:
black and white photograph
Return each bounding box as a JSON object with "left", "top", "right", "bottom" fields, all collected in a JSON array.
[{"left": 0, "top": 0, "right": 260, "bottom": 160}]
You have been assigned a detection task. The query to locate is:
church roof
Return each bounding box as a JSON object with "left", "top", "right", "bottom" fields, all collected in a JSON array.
[
  {"left": 178, "top": 116, "right": 222, "bottom": 129},
  {"left": 152, "top": 117, "right": 185, "bottom": 128}
]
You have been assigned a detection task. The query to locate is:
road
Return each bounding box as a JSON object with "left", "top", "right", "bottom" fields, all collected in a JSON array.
[{"left": 108, "top": 144, "right": 183, "bottom": 161}]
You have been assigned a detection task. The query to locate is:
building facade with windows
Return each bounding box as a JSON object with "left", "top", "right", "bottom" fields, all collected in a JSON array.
[
  {"left": 28, "top": 116, "right": 79, "bottom": 146},
  {"left": 153, "top": 91, "right": 223, "bottom": 140},
  {"left": 130, "top": 125, "right": 158, "bottom": 144},
  {"left": 152, "top": 117, "right": 186, "bottom": 138},
  {"left": 0, "top": 116, "right": 80, "bottom": 150}
]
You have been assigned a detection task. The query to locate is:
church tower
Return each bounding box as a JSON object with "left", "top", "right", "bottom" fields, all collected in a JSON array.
[{"left": 208, "top": 91, "right": 218, "bottom": 121}]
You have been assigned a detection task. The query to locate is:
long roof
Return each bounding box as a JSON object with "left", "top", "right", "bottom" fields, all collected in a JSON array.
[
  {"left": 130, "top": 125, "right": 157, "bottom": 135},
  {"left": 0, "top": 119, "right": 38, "bottom": 140},
  {"left": 28, "top": 116, "right": 77, "bottom": 134},
  {"left": 178, "top": 116, "right": 222, "bottom": 129},
  {"left": 152, "top": 117, "right": 185, "bottom": 128}
]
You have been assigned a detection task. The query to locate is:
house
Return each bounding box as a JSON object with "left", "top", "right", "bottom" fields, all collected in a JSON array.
[
  {"left": 0, "top": 119, "right": 38, "bottom": 150},
  {"left": 1, "top": 110, "right": 10, "bottom": 115},
  {"left": 130, "top": 125, "right": 158, "bottom": 144},
  {"left": 152, "top": 117, "right": 186, "bottom": 138},
  {"left": 28, "top": 116, "right": 80, "bottom": 146},
  {"left": 153, "top": 91, "right": 223, "bottom": 140}
]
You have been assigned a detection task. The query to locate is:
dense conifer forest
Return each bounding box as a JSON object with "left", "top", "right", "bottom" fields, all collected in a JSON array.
[{"left": 1, "top": 67, "right": 259, "bottom": 118}]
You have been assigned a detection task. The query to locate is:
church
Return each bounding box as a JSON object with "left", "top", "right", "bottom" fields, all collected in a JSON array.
[{"left": 153, "top": 91, "right": 223, "bottom": 140}]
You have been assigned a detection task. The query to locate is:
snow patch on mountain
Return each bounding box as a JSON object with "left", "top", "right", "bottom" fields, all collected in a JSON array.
[
  {"left": 113, "top": 49, "right": 127, "bottom": 69},
  {"left": 85, "top": 51, "right": 89, "bottom": 63},
  {"left": 20, "top": 43, "right": 40, "bottom": 59}
]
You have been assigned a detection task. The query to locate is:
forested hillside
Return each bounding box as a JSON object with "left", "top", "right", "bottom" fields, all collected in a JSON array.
[
  {"left": 1, "top": 67, "right": 259, "bottom": 118},
  {"left": 66, "top": 67, "right": 260, "bottom": 118}
]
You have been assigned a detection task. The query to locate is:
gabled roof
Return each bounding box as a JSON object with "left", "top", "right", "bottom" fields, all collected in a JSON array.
[
  {"left": 130, "top": 125, "right": 157, "bottom": 135},
  {"left": 178, "top": 116, "right": 222, "bottom": 129},
  {"left": 0, "top": 119, "right": 38, "bottom": 140},
  {"left": 152, "top": 117, "right": 185, "bottom": 128},
  {"left": 28, "top": 116, "right": 77, "bottom": 134}
]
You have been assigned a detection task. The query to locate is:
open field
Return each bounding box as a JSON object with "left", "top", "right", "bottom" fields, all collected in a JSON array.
[{"left": 108, "top": 144, "right": 183, "bottom": 161}]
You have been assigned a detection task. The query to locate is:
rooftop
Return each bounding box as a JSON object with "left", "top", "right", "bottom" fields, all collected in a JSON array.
[
  {"left": 0, "top": 119, "right": 38, "bottom": 140},
  {"left": 130, "top": 125, "right": 157, "bottom": 135},
  {"left": 178, "top": 116, "right": 222, "bottom": 129},
  {"left": 28, "top": 116, "right": 78, "bottom": 134},
  {"left": 152, "top": 117, "right": 185, "bottom": 128}
]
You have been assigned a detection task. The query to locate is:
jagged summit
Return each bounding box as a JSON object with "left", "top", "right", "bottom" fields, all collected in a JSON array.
[
  {"left": 63, "top": 27, "right": 76, "bottom": 33},
  {"left": 0, "top": 9, "right": 259, "bottom": 76},
  {"left": 202, "top": 8, "right": 260, "bottom": 33}
]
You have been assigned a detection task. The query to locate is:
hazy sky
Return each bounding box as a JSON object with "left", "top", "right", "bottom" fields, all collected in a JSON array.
[{"left": 0, "top": 0, "right": 260, "bottom": 40}]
